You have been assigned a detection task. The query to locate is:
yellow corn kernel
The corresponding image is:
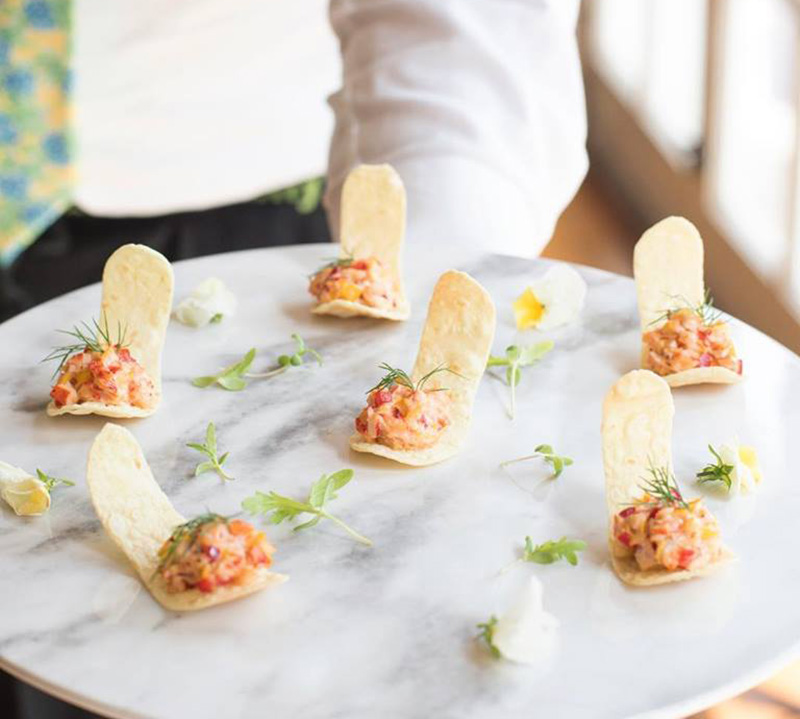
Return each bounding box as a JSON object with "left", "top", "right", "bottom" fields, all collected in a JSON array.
[{"left": 337, "top": 282, "right": 363, "bottom": 302}]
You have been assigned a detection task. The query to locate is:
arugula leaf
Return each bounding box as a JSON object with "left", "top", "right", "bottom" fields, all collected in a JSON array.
[
  {"left": 192, "top": 348, "right": 256, "bottom": 391},
  {"left": 522, "top": 536, "right": 586, "bottom": 566},
  {"left": 476, "top": 615, "right": 501, "bottom": 659},
  {"left": 242, "top": 469, "right": 371, "bottom": 545},
  {"left": 186, "top": 422, "right": 233, "bottom": 481},
  {"left": 500, "top": 443, "right": 573, "bottom": 478},
  {"left": 696, "top": 445, "right": 734, "bottom": 490},
  {"left": 486, "top": 341, "right": 554, "bottom": 418}
]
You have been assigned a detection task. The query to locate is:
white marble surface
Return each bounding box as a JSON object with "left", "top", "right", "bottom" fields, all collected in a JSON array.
[{"left": 1, "top": 244, "right": 800, "bottom": 719}]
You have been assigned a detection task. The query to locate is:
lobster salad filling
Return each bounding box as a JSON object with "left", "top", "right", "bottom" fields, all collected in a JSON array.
[
  {"left": 643, "top": 308, "right": 741, "bottom": 377},
  {"left": 355, "top": 366, "right": 453, "bottom": 451},
  {"left": 157, "top": 514, "right": 275, "bottom": 594},
  {"left": 50, "top": 345, "right": 156, "bottom": 409},
  {"left": 612, "top": 475, "right": 723, "bottom": 573},
  {"left": 309, "top": 257, "right": 398, "bottom": 311}
]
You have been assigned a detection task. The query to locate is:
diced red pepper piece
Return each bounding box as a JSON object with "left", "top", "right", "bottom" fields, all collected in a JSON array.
[
  {"left": 617, "top": 532, "right": 632, "bottom": 547},
  {"left": 619, "top": 506, "right": 636, "bottom": 518}
]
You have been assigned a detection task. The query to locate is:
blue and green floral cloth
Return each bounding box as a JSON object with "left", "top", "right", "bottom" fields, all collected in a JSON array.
[{"left": 0, "top": 0, "right": 71, "bottom": 265}]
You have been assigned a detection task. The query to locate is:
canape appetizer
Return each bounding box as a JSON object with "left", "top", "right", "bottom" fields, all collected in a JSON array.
[
  {"left": 46, "top": 244, "right": 174, "bottom": 418},
  {"left": 350, "top": 270, "right": 496, "bottom": 466},
  {"left": 309, "top": 164, "right": 409, "bottom": 320},
  {"left": 633, "top": 217, "right": 742, "bottom": 387},
  {"left": 601, "top": 370, "right": 733, "bottom": 585},
  {"left": 87, "top": 424, "right": 286, "bottom": 610}
]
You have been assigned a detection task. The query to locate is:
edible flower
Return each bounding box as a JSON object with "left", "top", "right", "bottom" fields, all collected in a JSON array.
[
  {"left": 698, "top": 441, "right": 762, "bottom": 494},
  {"left": 0, "top": 461, "right": 74, "bottom": 516},
  {"left": 477, "top": 577, "right": 559, "bottom": 664},
  {"left": 513, "top": 265, "right": 587, "bottom": 331},
  {"left": 173, "top": 277, "right": 237, "bottom": 327}
]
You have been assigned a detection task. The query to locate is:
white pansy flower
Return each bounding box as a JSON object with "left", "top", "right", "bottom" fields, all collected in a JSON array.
[
  {"left": 492, "top": 576, "right": 559, "bottom": 664},
  {"left": 0, "top": 461, "right": 51, "bottom": 516},
  {"left": 173, "top": 278, "right": 237, "bottom": 328},
  {"left": 513, "top": 264, "right": 587, "bottom": 331}
]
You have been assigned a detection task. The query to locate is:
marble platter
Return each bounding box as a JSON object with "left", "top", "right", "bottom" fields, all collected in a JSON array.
[{"left": 1, "top": 244, "right": 799, "bottom": 719}]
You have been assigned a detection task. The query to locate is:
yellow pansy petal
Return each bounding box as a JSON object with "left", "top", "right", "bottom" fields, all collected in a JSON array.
[
  {"left": 1, "top": 478, "right": 51, "bottom": 516},
  {"left": 738, "top": 446, "right": 763, "bottom": 483},
  {"left": 512, "top": 288, "right": 545, "bottom": 330}
]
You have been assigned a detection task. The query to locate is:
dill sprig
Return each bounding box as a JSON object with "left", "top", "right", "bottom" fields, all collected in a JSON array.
[
  {"left": 310, "top": 249, "right": 355, "bottom": 277},
  {"left": 634, "top": 464, "right": 689, "bottom": 509},
  {"left": 154, "top": 512, "right": 230, "bottom": 577},
  {"left": 42, "top": 313, "right": 129, "bottom": 377},
  {"left": 696, "top": 444, "right": 734, "bottom": 490},
  {"left": 368, "top": 362, "right": 458, "bottom": 394},
  {"left": 650, "top": 289, "right": 725, "bottom": 328}
]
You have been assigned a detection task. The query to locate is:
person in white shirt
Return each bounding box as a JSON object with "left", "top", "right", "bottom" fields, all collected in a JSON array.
[
  {"left": 325, "top": 0, "right": 587, "bottom": 256},
  {"left": 3, "top": 0, "right": 586, "bottom": 319}
]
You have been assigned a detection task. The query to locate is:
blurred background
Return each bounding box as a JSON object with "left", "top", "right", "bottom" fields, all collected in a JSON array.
[{"left": 1, "top": 0, "right": 800, "bottom": 716}]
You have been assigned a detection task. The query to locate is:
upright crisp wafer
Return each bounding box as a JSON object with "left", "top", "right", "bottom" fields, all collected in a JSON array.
[
  {"left": 350, "top": 270, "right": 495, "bottom": 466},
  {"left": 47, "top": 244, "right": 174, "bottom": 418},
  {"left": 602, "top": 370, "right": 732, "bottom": 586},
  {"left": 87, "top": 423, "right": 286, "bottom": 611},
  {"left": 633, "top": 217, "right": 740, "bottom": 387},
  {"left": 313, "top": 164, "right": 409, "bottom": 320}
]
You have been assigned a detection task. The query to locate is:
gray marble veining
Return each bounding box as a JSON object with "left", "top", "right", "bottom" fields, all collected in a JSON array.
[{"left": 1, "top": 244, "right": 799, "bottom": 719}]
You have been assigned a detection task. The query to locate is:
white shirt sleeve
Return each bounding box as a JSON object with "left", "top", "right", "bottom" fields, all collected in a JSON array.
[{"left": 325, "top": 0, "right": 588, "bottom": 257}]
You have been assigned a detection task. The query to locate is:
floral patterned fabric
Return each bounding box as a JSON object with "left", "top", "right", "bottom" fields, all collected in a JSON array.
[{"left": 0, "top": 0, "right": 71, "bottom": 265}]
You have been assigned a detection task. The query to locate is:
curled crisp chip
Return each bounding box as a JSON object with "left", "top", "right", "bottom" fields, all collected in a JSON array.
[
  {"left": 47, "top": 244, "right": 174, "bottom": 418},
  {"left": 601, "top": 370, "right": 733, "bottom": 586},
  {"left": 350, "top": 270, "right": 495, "bottom": 466},
  {"left": 86, "top": 424, "right": 286, "bottom": 611},
  {"left": 312, "top": 164, "right": 409, "bottom": 321},
  {"left": 633, "top": 217, "right": 741, "bottom": 388}
]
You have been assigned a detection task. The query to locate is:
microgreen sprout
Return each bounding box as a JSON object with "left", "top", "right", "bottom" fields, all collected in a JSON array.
[
  {"left": 500, "top": 444, "right": 573, "bottom": 478},
  {"left": 192, "top": 334, "right": 321, "bottom": 391},
  {"left": 486, "top": 341, "right": 554, "bottom": 418},
  {"left": 186, "top": 422, "right": 233, "bottom": 481}
]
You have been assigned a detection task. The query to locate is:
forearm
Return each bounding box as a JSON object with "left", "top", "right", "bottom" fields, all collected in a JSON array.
[{"left": 325, "top": 0, "right": 588, "bottom": 256}]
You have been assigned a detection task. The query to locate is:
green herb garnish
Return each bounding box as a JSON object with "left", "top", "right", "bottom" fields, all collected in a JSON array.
[
  {"left": 186, "top": 422, "right": 233, "bottom": 481},
  {"left": 310, "top": 250, "right": 354, "bottom": 277},
  {"left": 486, "top": 341, "right": 554, "bottom": 418},
  {"left": 242, "top": 469, "right": 371, "bottom": 546},
  {"left": 154, "top": 512, "right": 229, "bottom": 576},
  {"left": 210, "top": 313, "right": 224, "bottom": 324},
  {"left": 476, "top": 615, "right": 501, "bottom": 659},
  {"left": 635, "top": 464, "right": 689, "bottom": 509},
  {"left": 42, "top": 312, "right": 129, "bottom": 377},
  {"left": 192, "top": 347, "right": 256, "bottom": 391},
  {"left": 35, "top": 469, "right": 75, "bottom": 493},
  {"left": 651, "top": 289, "right": 725, "bottom": 327},
  {"left": 501, "top": 443, "right": 573, "bottom": 478},
  {"left": 247, "top": 333, "right": 322, "bottom": 379},
  {"left": 522, "top": 536, "right": 586, "bottom": 565},
  {"left": 368, "top": 362, "right": 458, "bottom": 394},
  {"left": 696, "top": 445, "right": 734, "bottom": 490},
  {"left": 192, "top": 334, "right": 322, "bottom": 390}
]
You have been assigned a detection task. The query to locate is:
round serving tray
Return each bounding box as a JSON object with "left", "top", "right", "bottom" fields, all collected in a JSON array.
[{"left": 1, "top": 244, "right": 798, "bottom": 719}]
